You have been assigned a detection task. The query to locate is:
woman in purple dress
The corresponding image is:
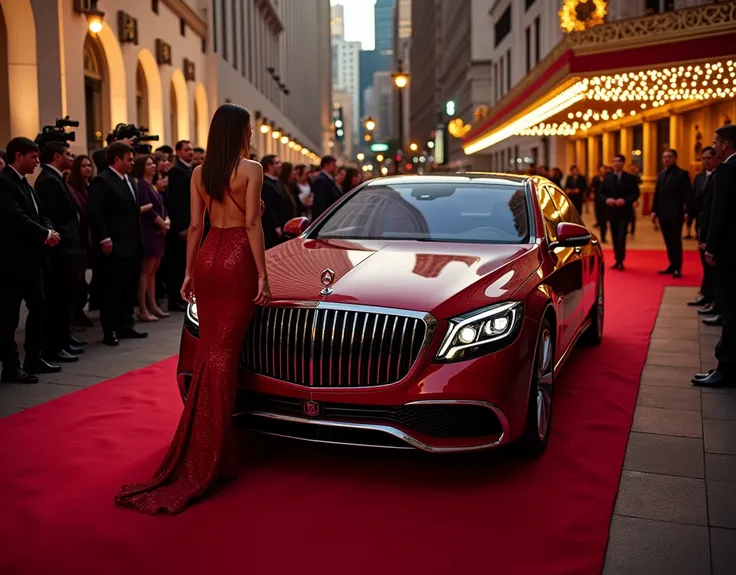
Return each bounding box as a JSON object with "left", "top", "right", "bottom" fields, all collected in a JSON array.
[{"left": 133, "top": 155, "right": 170, "bottom": 321}]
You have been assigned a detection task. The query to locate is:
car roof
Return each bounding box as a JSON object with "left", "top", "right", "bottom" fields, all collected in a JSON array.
[{"left": 364, "top": 172, "right": 530, "bottom": 188}]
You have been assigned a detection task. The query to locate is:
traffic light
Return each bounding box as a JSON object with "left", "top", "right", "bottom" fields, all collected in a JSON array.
[{"left": 333, "top": 107, "right": 344, "bottom": 141}]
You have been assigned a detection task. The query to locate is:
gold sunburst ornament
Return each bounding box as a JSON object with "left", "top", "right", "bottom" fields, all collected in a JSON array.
[{"left": 559, "top": 0, "right": 608, "bottom": 33}]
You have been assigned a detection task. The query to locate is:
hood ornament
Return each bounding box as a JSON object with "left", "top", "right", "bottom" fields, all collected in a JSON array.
[{"left": 320, "top": 268, "right": 335, "bottom": 296}]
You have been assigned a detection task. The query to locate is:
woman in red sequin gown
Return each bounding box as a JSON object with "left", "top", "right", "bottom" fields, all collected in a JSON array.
[{"left": 115, "top": 104, "right": 271, "bottom": 515}]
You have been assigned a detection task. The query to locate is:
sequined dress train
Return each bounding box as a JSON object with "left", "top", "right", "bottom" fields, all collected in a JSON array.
[{"left": 115, "top": 226, "right": 258, "bottom": 515}]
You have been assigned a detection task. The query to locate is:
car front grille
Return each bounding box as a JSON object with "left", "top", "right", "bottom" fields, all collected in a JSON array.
[
  {"left": 241, "top": 305, "right": 431, "bottom": 387},
  {"left": 240, "top": 392, "right": 504, "bottom": 439}
]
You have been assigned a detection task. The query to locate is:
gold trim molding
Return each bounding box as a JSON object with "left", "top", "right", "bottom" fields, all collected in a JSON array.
[
  {"left": 568, "top": 1, "right": 736, "bottom": 54},
  {"left": 161, "top": 0, "right": 207, "bottom": 39}
]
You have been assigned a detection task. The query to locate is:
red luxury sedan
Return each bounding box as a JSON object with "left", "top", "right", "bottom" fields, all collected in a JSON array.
[{"left": 178, "top": 173, "right": 604, "bottom": 456}]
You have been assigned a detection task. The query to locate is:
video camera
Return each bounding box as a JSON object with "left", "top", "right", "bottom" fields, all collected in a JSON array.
[
  {"left": 109, "top": 123, "right": 160, "bottom": 155},
  {"left": 35, "top": 116, "right": 78, "bottom": 149}
]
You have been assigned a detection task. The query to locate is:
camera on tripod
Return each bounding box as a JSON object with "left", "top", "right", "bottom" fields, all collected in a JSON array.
[
  {"left": 35, "top": 116, "right": 79, "bottom": 149},
  {"left": 109, "top": 123, "right": 160, "bottom": 154}
]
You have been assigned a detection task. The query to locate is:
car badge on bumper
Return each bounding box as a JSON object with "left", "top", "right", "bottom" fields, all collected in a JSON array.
[
  {"left": 320, "top": 268, "right": 335, "bottom": 296},
  {"left": 303, "top": 400, "right": 321, "bottom": 418}
]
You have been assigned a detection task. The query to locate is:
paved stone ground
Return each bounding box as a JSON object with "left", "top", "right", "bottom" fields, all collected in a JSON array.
[
  {"left": 604, "top": 285, "right": 736, "bottom": 575},
  {"left": 0, "top": 309, "right": 183, "bottom": 418}
]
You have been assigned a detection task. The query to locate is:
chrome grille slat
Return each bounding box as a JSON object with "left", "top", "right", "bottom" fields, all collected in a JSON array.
[{"left": 242, "top": 305, "right": 429, "bottom": 388}]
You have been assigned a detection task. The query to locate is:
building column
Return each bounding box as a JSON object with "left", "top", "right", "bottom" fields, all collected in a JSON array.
[
  {"left": 620, "top": 127, "right": 633, "bottom": 162},
  {"left": 575, "top": 139, "right": 587, "bottom": 174},
  {"left": 587, "top": 136, "right": 599, "bottom": 179},
  {"left": 669, "top": 112, "right": 685, "bottom": 166},
  {"left": 641, "top": 120, "right": 658, "bottom": 215},
  {"left": 602, "top": 131, "right": 615, "bottom": 164}
]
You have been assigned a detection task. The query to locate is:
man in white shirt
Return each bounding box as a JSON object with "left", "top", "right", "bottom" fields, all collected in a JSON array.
[{"left": 0, "top": 137, "right": 61, "bottom": 383}]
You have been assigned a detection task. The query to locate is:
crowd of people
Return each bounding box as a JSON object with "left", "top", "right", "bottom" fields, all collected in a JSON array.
[{"left": 0, "top": 131, "right": 361, "bottom": 384}]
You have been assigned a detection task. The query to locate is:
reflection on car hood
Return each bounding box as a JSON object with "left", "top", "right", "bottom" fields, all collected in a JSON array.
[{"left": 266, "top": 238, "right": 540, "bottom": 319}]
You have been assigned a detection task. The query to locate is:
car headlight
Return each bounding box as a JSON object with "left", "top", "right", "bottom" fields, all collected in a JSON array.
[
  {"left": 436, "top": 302, "right": 523, "bottom": 362},
  {"left": 185, "top": 299, "right": 199, "bottom": 336}
]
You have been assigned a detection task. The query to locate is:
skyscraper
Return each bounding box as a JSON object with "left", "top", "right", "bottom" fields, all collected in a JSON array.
[
  {"left": 331, "top": 4, "right": 345, "bottom": 39},
  {"left": 375, "top": 0, "right": 396, "bottom": 56}
]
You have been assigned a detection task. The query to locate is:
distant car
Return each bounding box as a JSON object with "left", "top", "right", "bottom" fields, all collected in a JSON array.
[{"left": 178, "top": 173, "right": 604, "bottom": 456}]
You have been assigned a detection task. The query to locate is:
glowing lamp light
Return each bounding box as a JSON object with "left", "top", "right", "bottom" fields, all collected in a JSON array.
[
  {"left": 380, "top": 167, "right": 389, "bottom": 175},
  {"left": 301, "top": 148, "right": 308, "bottom": 155},
  {"left": 364, "top": 118, "right": 376, "bottom": 131},
  {"left": 272, "top": 130, "right": 281, "bottom": 140},
  {"left": 357, "top": 152, "right": 365, "bottom": 161},
  {"left": 88, "top": 14, "right": 104, "bottom": 34},
  {"left": 280, "top": 135, "right": 289, "bottom": 144},
  {"left": 288, "top": 141, "right": 295, "bottom": 149},
  {"left": 409, "top": 143, "right": 418, "bottom": 152},
  {"left": 260, "top": 124, "right": 270, "bottom": 134},
  {"left": 376, "top": 154, "right": 384, "bottom": 162}
]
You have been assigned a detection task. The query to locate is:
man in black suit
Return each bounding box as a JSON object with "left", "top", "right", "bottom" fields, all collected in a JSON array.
[
  {"left": 260, "top": 155, "right": 285, "bottom": 249},
  {"left": 0, "top": 138, "right": 61, "bottom": 383},
  {"left": 693, "top": 125, "right": 736, "bottom": 388},
  {"left": 164, "top": 140, "right": 194, "bottom": 312},
  {"left": 87, "top": 142, "right": 147, "bottom": 346},
  {"left": 312, "top": 155, "right": 342, "bottom": 220},
  {"left": 651, "top": 149, "right": 694, "bottom": 278},
  {"left": 689, "top": 146, "right": 720, "bottom": 310},
  {"left": 599, "top": 154, "right": 640, "bottom": 270},
  {"left": 35, "top": 142, "right": 85, "bottom": 364},
  {"left": 564, "top": 164, "right": 588, "bottom": 215}
]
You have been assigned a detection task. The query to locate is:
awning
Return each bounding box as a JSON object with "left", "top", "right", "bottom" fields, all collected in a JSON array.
[{"left": 462, "top": 2, "right": 736, "bottom": 155}]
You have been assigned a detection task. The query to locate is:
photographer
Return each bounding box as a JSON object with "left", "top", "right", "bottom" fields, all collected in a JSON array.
[
  {"left": 0, "top": 137, "right": 61, "bottom": 383},
  {"left": 35, "top": 141, "right": 85, "bottom": 364}
]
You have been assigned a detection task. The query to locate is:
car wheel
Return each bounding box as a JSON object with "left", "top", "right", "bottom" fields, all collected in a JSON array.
[
  {"left": 517, "top": 318, "right": 555, "bottom": 457},
  {"left": 581, "top": 267, "right": 604, "bottom": 346}
]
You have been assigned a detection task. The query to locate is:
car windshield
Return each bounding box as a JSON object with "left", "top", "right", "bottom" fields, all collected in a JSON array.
[{"left": 315, "top": 182, "right": 530, "bottom": 244}]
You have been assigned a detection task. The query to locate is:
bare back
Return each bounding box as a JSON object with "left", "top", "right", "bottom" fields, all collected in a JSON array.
[{"left": 192, "top": 158, "right": 261, "bottom": 229}]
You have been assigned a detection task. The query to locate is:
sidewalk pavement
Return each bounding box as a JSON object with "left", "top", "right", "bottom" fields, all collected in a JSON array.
[{"left": 604, "top": 285, "right": 736, "bottom": 575}]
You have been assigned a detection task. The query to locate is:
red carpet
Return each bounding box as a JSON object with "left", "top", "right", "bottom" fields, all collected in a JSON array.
[{"left": 0, "top": 250, "right": 700, "bottom": 575}]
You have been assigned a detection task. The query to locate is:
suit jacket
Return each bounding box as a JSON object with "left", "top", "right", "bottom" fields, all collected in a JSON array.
[
  {"left": 599, "top": 171, "right": 640, "bottom": 220},
  {"left": 87, "top": 168, "right": 141, "bottom": 260},
  {"left": 35, "top": 165, "right": 85, "bottom": 258},
  {"left": 0, "top": 166, "right": 53, "bottom": 273},
  {"left": 311, "top": 172, "right": 342, "bottom": 220},
  {"left": 652, "top": 165, "right": 694, "bottom": 220},
  {"left": 694, "top": 170, "right": 715, "bottom": 242},
  {"left": 564, "top": 174, "right": 588, "bottom": 213},
  {"left": 166, "top": 159, "right": 193, "bottom": 234},
  {"left": 261, "top": 176, "right": 284, "bottom": 249},
  {"left": 706, "top": 155, "right": 736, "bottom": 264}
]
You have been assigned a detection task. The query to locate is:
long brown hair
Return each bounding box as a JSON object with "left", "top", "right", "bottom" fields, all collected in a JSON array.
[
  {"left": 131, "top": 154, "right": 153, "bottom": 181},
  {"left": 67, "top": 154, "right": 93, "bottom": 191},
  {"left": 201, "top": 103, "right": 251, "bottom": 202}
]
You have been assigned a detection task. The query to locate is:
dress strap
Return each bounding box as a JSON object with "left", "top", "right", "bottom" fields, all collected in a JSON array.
[{"left": 225, "top": 187, "right": 246, "bottom": 215}]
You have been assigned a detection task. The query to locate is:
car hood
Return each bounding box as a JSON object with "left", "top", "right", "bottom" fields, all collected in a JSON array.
[{"left": 267, "top": 238, "right": 540, "bottom": 320}]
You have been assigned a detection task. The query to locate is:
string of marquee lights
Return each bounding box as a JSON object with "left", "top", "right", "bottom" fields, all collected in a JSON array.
[{"left": 465, "top": 60, "right": 736, "bottom": 148}]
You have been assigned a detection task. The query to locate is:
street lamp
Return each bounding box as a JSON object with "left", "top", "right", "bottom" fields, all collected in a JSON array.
[
  {"left": 409, "top": 142, "right": 418, "bottom": 152},
  {"left": 392, "top": 60, "right": 410, "bottom": 173},
  {"left": 74, "top": 0, "right": 105, "bottom": 34},
  {"left": 357, "top": 152, "right": 365, "bottom": 162},
  {"left": 364, "top": 117, "right": 376, "bottom": 132}
]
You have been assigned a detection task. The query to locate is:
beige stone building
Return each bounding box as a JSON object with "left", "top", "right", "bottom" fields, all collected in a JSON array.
[{"left": 0, "top": 0, "right": 331, "bottom": 165}]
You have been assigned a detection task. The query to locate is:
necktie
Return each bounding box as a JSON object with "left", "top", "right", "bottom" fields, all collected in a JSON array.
[{"left": 123, "top": 175, "right": 136, "bottom": 203}]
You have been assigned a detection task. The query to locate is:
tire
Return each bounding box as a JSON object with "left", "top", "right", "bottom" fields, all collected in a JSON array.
[
  {"left": 517, "top": 317, "right": 555, "bottom": 457},
  {"left": 581, "top": 267, "right": 604, "bottom": 346}
]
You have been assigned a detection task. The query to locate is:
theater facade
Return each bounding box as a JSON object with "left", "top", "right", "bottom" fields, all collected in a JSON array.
[{"left": 462, "top": 1, "right": 736, "bottom": 213}]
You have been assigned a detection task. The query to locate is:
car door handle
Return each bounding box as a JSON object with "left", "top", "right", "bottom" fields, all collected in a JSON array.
[{"left": 574, "top": 247, "right": 582, "bottom": 254}]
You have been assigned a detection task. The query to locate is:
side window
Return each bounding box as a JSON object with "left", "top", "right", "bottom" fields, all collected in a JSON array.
[
  {"left": 548, "top": 184, "right": 584, "bottom": 225},
  {"left": 536, "top": 184, "right": 562, "bottom": 241}
]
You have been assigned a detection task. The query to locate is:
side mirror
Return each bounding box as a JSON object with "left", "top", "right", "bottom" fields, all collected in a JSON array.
[
  {"left": 551, "top": 222, "right": 591, "bottom": 249},
  {"left": 284, "top": 217, "right": 309, "bottom": 238}
]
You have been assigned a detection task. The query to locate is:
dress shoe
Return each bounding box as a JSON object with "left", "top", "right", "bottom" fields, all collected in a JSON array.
[
  {"left": 65, "top": 345, "right": 84, "bottom": 355},
  {"left": 688, "top": 295, "right": 709, "bottom": 306},
  {"left": 692, "top": 369, "right": 716, "bottom": 380},
  {"left": 118, "top": 327, "right": 148, "bottom": 339},
  {"left": 703, "top": 315, "right": 723, "bottom": 327},
  {"left": 658, "top": 267, "right": 675, "bottom": 275},
  {"left": 69, "top": 336, "right": 87, "bottom": 347},
  {"left": 23, "top": 358, "right": 61, "bottom": 375},
  {"left": 672, "top": 270, "right": 681, "bottom": 278},
  {"left": 44, "top": 350, "right": 79, "bottom": 363},
  {"left": 1, "top": 368, "right": 39, "bottom": 384},
  {"left": 104, "top": 332, "right": 120, "bottom": 346},
  {"left": 692, "top": 370, "right": 735, "bottom": 388},
  {"left": 698, "top": 304, "right": 718, "bottom": 315}
]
